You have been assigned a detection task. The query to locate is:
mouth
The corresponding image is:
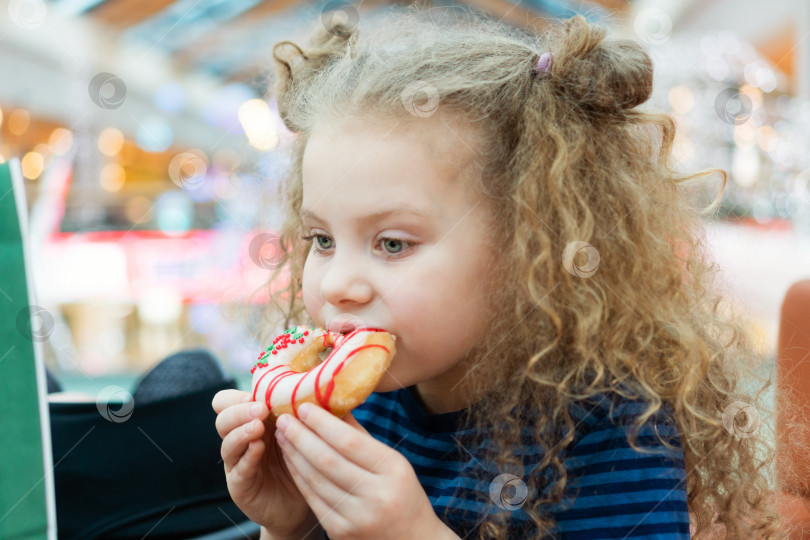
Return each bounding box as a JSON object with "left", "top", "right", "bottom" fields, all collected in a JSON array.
[{"left": 327, "top": 315, "right": 366, "bottom": 335}]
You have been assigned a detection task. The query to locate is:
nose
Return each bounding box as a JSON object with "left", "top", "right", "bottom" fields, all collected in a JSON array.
[{"left": 319, "top": 251, "right": 373, "bottom": 307}]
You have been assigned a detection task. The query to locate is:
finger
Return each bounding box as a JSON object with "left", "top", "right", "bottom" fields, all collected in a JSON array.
[
  {"left": 278, "top": 412, "right": 370, "bottom": 493},
  {"left": 341, "top": 411, "right": 370, "bottom": 436},
  {"left": 281, "top": 446, "right": 352, "bottom": 534},
  {"left": 277, "top": 433, "right": 349, "bottom": 511},
  {"left": 221, "top": 417, "right": 266, "bottom": 473},
  {"left": 215, "top": 400, "right": 269, "bottom": 439},
  {"left": 212, "top": 389, "right": 252, "bottom": 413},
  {"left": 227, "top": 438, "right": 266, "bottom": 495},
  {"left": 297, "top": 403, "right": 390, "bottom": 471}
]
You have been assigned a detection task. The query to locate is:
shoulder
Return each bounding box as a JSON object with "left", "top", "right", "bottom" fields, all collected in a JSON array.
[{"left": 550, "top": 393, "right": 691, "bottom": 538}]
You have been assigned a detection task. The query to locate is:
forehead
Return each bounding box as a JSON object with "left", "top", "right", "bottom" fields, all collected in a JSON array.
[{"left": 301, "top": 115, "right": 482, "bottom": 212}]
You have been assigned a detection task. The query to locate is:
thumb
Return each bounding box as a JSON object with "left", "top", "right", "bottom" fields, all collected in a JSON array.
[{"left": 341, "top": 411, "right": 370, "bottom": 435}]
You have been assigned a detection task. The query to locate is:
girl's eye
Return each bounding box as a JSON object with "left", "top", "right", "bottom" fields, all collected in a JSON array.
[
  {"left": 379, "top": 237, "right": 412, "bottom": 255},
  {"left": 300, "top": 233, "right": 334, "bottom": 252},
  {"left": 315, "top": 235, "right": 333, "bottom": 250},
  {"left": 382, "top": 238, "right": 403, "bottom": 253}
]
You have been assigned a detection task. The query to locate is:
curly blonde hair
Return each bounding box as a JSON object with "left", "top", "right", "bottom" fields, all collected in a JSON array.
[{"left": 250, "top": 6, "right": 806, "bottom": 538}]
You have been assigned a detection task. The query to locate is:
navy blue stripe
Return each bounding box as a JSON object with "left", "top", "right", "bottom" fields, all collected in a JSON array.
[
  {"left": 567, "top": 455, "right": 686, "bottom": 477},
  {"left": 572, "top": 477, "right": 684, "bottom": 496},
  {"left": 573, "top": 433, "right": 683, "bottom": 455},
  {"left": 558, "top": 521, "right": 691, "bottom": 539},
  {"left": 557, "top": 500, "right": 686, "bottom": 521}
]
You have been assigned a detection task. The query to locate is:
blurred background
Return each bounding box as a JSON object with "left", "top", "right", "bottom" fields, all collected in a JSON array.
[{"left": 2, "top": 0, "right": 809, "bottom": 393}]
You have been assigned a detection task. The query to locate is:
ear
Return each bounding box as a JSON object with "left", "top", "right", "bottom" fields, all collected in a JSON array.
[{"left": 341, "top": 411, "right": 370, "bottom": 436}]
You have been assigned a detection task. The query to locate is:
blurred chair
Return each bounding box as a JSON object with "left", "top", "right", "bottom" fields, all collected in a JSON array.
[
  {"left": 50, "top": 349, "right": 261, "bottom": 539},
  {"left": 774, "top": 279, "right": 810, "bottom": 538}
]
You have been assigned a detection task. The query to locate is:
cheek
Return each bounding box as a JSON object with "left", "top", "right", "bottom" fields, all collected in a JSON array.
[
  {"left": 301, "top": 259, "right": 322, "bottom": 320},
  {"left": 401, "top": 252, "right": 492, "bottom": 341},
  {"left": 390, "top": 270, "right": 473, "bottom": 341}
]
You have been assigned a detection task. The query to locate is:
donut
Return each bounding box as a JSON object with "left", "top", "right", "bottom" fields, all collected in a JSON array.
[{"left": 250, "top": 325, "right": 396, "bottom": 419}]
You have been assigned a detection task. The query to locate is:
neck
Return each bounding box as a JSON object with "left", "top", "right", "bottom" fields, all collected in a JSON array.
[{"left": 412, "top": 361, "right": 480, "bottom": 414}]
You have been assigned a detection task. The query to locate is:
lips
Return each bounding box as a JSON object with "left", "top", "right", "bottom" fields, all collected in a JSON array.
[{"left": 327, "top": 314, "right": 367, "bottom": 335}]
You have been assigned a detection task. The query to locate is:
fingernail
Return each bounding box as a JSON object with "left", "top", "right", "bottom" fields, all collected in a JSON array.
[
  {"left": 275, "top": 429, "right": 287, "bottom": 445},
  {"left": 299, "top": 403, "right": 312, "bottom": 420},
  {"left": 249, "top": 404, "right": 262, "bottom": 419},
  {"left": 276, "top": 414, "right": 290, "bottom": 432},
  {"left": 245, "top": 421, "right": 254, "bottom": 435}
]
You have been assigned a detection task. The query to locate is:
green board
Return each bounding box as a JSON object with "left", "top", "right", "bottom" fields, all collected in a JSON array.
[{"left": 0, "top": 160, "right": 56, "bottom": 539}]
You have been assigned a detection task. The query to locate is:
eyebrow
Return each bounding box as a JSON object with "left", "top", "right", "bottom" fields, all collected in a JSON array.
[{"left": 300, "top": 207, "right": 437, "bottom": 226}]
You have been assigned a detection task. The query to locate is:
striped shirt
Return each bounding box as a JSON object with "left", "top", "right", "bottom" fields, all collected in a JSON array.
[{"left": 348, "top": 386, "right": 690, "bottom": 539}]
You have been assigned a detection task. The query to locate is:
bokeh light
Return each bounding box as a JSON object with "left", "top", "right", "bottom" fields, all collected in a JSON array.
[
  {"left": 98, "top": 128, "right": 125, "bottom": 156},
  {"left": 21, "top": 151, "right": 44, "bottom": 179},
  {"left": 238, "top": 99, "right": 279, "bottom": 151},
  {"left": 100, "top": 162, "right": 126, "bottom": 192},
  {"left": 137, "top": 286, "right": 183, "bottom": 325},
  {"left": 9, "top": 109, "right": 30, "bottom": 136},
  {"left": 123, "top": 196, "right": 153, "bottom": 224},
  {"left": 668, "top": 85, "right": 694, "bottom": 114},
  {"left": 156, "top": 191, "right": 193, "bottom": 234},
  {"left": 49, "top": 128, "right": 74, "bottom": 156}
]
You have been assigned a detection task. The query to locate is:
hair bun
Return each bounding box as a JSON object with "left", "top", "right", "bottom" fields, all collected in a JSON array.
[
  {"left": 271, "top": 20, "right": 358, "bottom": 132},
  {"left": 547, "top": 15, "right": 653, "bottom": 115}
]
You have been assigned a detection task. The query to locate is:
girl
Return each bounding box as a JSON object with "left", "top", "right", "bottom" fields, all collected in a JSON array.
[{"left": 213, "top": 8, "right": 798, "bottom": 539}]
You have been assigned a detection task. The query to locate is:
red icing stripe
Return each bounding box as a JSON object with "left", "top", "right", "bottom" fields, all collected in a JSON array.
[
  {"left": 290, "top": 366, "right": 312, "bottom": 418},
  {"left": 251, "top": 364, "right": 286, "bottom": 401},
  {"left": 264, "top": 369, "right": 298, "bottom": 413},
  {"left": 316, "top": 343, "right": 389, "bottom": 413},
  {"left": 313, "top": 333, "right": 363, "bottom": 410}
]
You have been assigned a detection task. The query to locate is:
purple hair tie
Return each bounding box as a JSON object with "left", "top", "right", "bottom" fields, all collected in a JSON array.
[{"left": 535, "top": 52, "right": 552, "bottom": 75}]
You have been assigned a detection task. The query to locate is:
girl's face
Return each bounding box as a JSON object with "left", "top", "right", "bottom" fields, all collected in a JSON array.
[{"left": 300, "top": 118, "right": 495, "bottom": 413}]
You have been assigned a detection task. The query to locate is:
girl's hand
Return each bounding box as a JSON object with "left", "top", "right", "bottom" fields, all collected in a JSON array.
[
  {"left": 212, "top": 390, "right": 322, "bottom": 539},
  {"left": 274, "top": 402, "right": 460, "bottom": 540}
]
